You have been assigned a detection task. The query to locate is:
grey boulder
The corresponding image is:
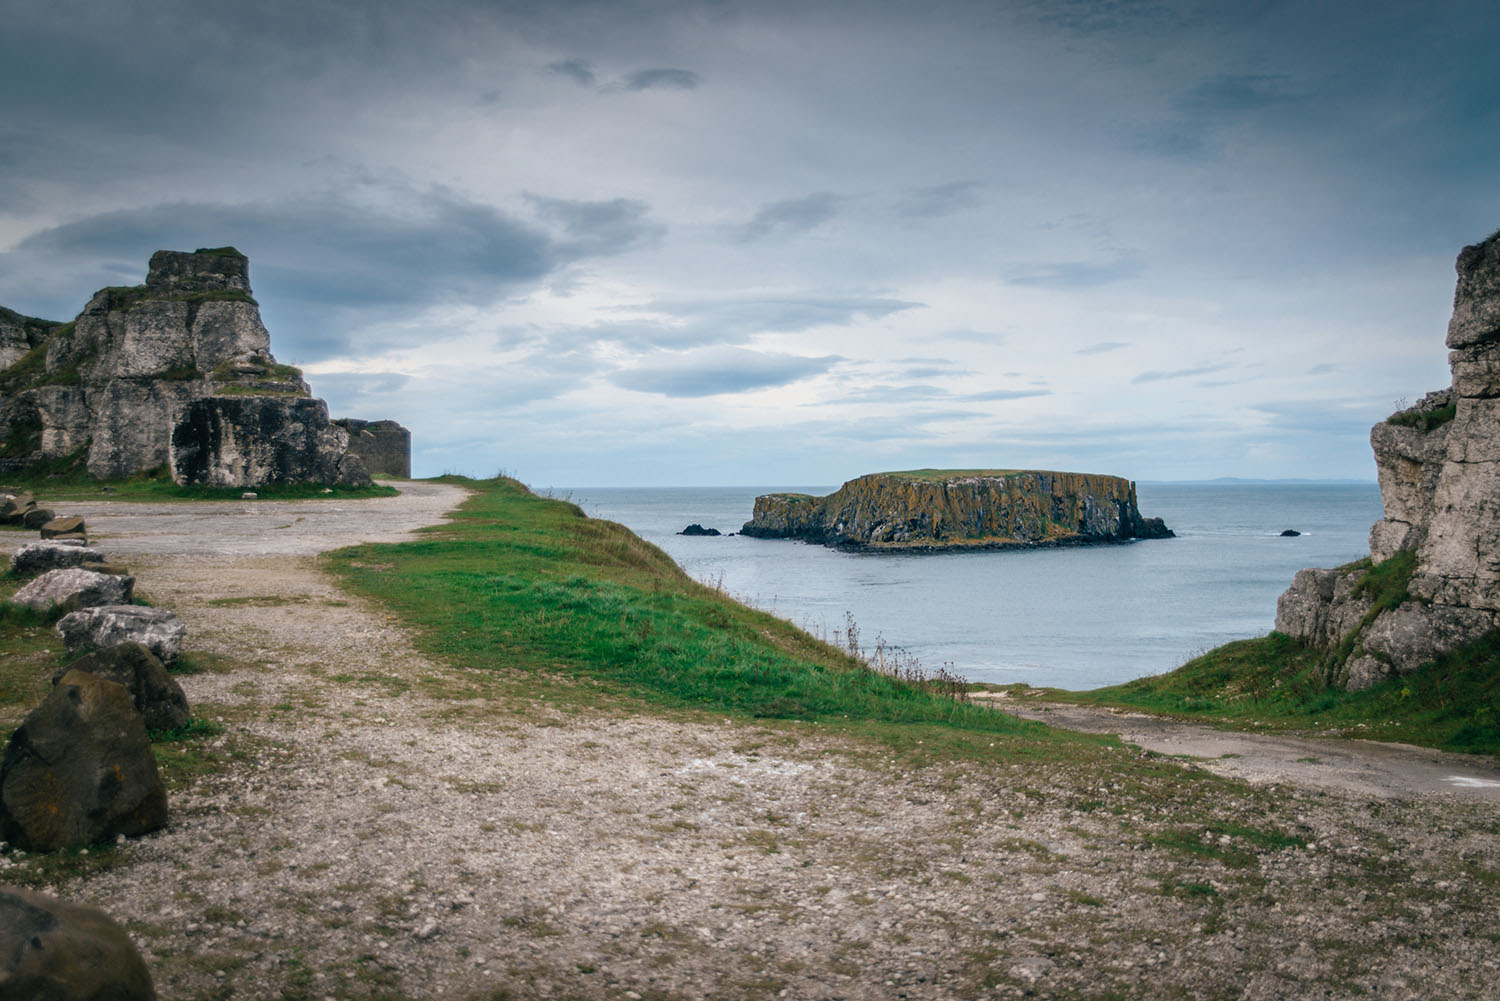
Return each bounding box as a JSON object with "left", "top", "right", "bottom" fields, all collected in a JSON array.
[
  {"left": 56, "top": 606, "right": 184, "bottom": 663},
  {"left": 8, "top": 540, "right": 106, "bottom": 577},
  {"left": 12, "top": 567, "right": 135, "bottom": 613},
  {"left": 53, "top": 642, "right": 190, "bottom": 732},
  {"left": 0, "top": 669, "right": 168, "bottom": 852},
  {"left": 0, "top": 885, "right": 157, "bottom": 1001}
]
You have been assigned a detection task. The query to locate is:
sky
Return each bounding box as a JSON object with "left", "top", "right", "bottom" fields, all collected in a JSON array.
[{"left": 3, "top": 0, "right": 1498, "bottom": 486}]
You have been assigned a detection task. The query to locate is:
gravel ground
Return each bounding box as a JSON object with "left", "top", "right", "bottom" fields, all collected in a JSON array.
[{"left": 3, "top": 483, "right": 1499, "bottom": 1001}]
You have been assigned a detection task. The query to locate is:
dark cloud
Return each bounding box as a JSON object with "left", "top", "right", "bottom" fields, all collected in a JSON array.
[
  {"left": 612, "top": 349, "right": 841, "bottom": 397},
  {"left": 623, "top": 68, "right": 700, "bottom": 91},
  {"left": 1138, "top": 73, "right": 1303, "bottom": 160},
  {"left": 1131, "top": 362, "right": 1234, "bottom": 384},
  {"left": 2, "top": 185, "right": 660, "bottom": 359},
  {"left": 739, "top": 193, "right": 842, "bottom": 242},
  {"left": 524, "top": 194, "right": 664, "bottom": 256},
  {"left": 548, "top": 58, "right": 597, "bottom": 86},
  {"left": 1005, "top": 257, "right": 1142, "bottom": 288},
  {"left": 1076, "top": 340, "right": 1129, "bottom": 355},
  {"left": 898, "top": 180, "right": 984, "bottom": 218},
  {"left": 962, "top": 388, "right": 1052, "bottom": 402}
]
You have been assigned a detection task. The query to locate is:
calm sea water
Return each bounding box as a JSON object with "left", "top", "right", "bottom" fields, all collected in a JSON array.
[{"left": 552, "top": 482, "right": 1383, "bottom": 690}]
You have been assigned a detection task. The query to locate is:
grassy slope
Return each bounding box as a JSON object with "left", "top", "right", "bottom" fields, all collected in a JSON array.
[{"left": 324, "top": 476, "right": 1066, "bottom": 757}]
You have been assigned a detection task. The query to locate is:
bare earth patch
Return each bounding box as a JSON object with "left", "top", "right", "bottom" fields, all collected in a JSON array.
[{"left": 2, "top": 483, "right": 1498, "bottom": 1000}]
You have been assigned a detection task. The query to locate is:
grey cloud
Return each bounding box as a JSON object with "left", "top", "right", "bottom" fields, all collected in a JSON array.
[
  {"left": 1307, "top": 362, "right": 1340, "bottom": 375},
  {"left": 549, "top": 58, "right": 597, "bottom": 86},
  {"left": 942, "top": 329, "right": 1008, "bottom": 345},
  {"left": 1006, "top": 257, "right": 1142, "bottom": 288},
  {"left": 898, "top": 180, "right": 984, "bottom": 218},
  {"left": 740, "top": 193, "right": 842, "bottom": 242},
  {"left": 545, "top": 294, "right": 920, "bottom": 351},
  {"left": 1131, "top": 362, "right": 1234, "bottom": 384},
  {"left": 1076, "top": 340, "right": 1129, "bottom": 355},
  {"left": 2, "top": 185, "right": 658, "bottom": 360},
  {"left": 623, "top": 68, "right": 700, "bottom": 91},
  {"left": 962, "top": 388, "right": 1052, "bottom": 402},
  {"left": 612, "top": 349, "right": 841, "bottom": 397},
  {"left": 525, "top": 194, "right": 664, "bottom": 256},
  {"left": 813, "top": 384, "right": 952, "bottom": 405}
]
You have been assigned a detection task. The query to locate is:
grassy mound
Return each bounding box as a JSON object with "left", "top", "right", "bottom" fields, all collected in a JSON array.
[{"left": 325, "top": 476, "right": 1050, "bottom": 745}]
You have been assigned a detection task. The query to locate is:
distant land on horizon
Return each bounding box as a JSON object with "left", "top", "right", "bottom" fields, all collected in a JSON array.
[{"left": 546, "top": 476, "right": 1380, "bottom": 490}]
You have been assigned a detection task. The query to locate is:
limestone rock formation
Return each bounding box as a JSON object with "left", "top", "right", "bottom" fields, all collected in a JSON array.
[
  {"left": 53, "top": 643, "right": 190, "bottom": 732},
  {"left": 0, "top": 669, "right": 168, "bottom": 852},
  {"left": 0, "top": 885, "right": 157, "bottom": 1001},
  {"left": 171, "top": 395, "right": 368, "bottom": 487},
  {"left": 0, "top": 247, "right": 397, "bottom": 486},
  {"left": 57, "top": 605, "right": 185, "bottom": 663},
  {"left": 1275, "top": 230, "right": 1500, "bottom": 688},
  {"left": 742, "top": 470, "right": 1172, "bottom": 551},
  {"left": 12, "top": 567, "right": 135, "bottom": 613}
]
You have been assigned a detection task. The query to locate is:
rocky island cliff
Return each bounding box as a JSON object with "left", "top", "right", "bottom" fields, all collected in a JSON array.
[
  {"left": 0, "top": 248, "right": 410, "bottom": 487},
  {"left": 741, "top": 469, "right": 1172, "bottom": 551},
  {"left": 1276, "top": 230, "right": 1500, "bottom": 689}
]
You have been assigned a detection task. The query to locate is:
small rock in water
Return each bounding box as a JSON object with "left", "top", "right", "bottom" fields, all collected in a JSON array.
[
  {"left": 679, "top": 523, "right": 722, "bottom": 536},
  {"left": 1280, "top": 529, "right": 1301, "bottom": 537}
]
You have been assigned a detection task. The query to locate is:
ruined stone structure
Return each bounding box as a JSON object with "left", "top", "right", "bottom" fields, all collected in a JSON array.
[
  {"left": 742, "top": 469, "right": 1171, "bottom": 551},
  {"left": 336, "top": 418, "right": 412, "bottom": 478},
  {"left": 1276, "top": 231, "right": 1500, "bottom": 688},
  {"left": 0, "top": 248, "right": 411, "bottom": 486}
]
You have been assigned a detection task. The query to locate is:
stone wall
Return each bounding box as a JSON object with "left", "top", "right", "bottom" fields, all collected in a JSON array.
[{"left": 1275, "top": 230, "right": 1500, "bottom": 689}]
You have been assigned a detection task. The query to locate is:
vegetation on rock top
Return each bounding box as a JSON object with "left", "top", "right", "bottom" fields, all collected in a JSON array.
[{"left": 1388, "top": 402, "right": 1457, "bottom": 432}]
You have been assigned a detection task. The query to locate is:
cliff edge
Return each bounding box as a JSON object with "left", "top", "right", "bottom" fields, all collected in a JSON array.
[
  {"left": 741, "top": 469, "right": 1172, "bottom": 551},
  {"left": 1276, "top": 229, "right": 1500, "bottom": 689}
]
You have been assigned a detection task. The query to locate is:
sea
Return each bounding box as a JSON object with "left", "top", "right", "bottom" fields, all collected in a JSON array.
[{"left": 551, "top": 482, "right": 1384, "bottom": 691}]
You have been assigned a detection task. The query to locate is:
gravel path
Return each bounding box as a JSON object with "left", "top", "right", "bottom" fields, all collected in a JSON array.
[{"left": 3, "top": 484, "right": 1499, "bottom": 1000}]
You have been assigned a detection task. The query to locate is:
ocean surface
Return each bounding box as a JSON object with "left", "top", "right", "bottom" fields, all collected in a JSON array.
[{"left": 552, "top": 482, "right": 1384, "bottom": 690}]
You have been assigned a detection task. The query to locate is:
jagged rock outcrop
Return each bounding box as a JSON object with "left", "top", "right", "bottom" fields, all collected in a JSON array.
[
  {"left": 171, "top": 396, "right": 368, "bottom": 487},
  {"left": 0, "top": 248, "right": 387, "bottom": 486},
  {"left": 1275, "top": 230, "right": 1500, "bottom": 688},
  {"left": 742, "top": 470, "right": 1172, "bottom": 550}
]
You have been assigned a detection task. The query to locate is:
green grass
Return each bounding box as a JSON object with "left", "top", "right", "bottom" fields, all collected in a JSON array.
[
  {"left": 1, "top": 461, "right": 397, "bottom": 501},
  {"left": 876, "top": 468, "right": 1024, "bottom": 481},
  {"left": 1388, "top": 403, "right": 1457, "bottom": 432},
  {"left": 1038, "top": 626, "right": 1500, "bottom": 755},
  {"left": 325, "top": 476, "right": 1051, "bottom": 743}
]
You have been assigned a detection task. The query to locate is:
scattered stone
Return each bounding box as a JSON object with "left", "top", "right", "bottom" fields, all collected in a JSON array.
[
  {"left": 1280, "top": 529, "right": 1301, "bottom": 537},
  {"left": 40, "top": 514, "right": 86, "bottom": 539},
  {"left": 415, "top": 919, "right": 441, "bottom": 940},
  {"left": 8, "top": 540, "right": 107, "bottom": 577},
  {"left": 0, "top": 669, "right": 168, "bottom": 852},
  {"left": 0, "top": 885, "right": 157, "bottom": 1001},
  {"left": 679, "top": 523, "right": 722, "bottom": 536},
  {"left": 241, "top": 492, "right": 258, "bottom": 500},
  {"left": 0, "top": 491, "right": 33, "bottom": 520},
  {"left": 51, "top": 642, "right": 190, "bottom": 731},
  {"left": 56, "top": 605, "right": 185, "bottom": 663},
  {"left": 20, "top": 506, "right": 55, "bottom": 529},
  {"left": 11, "top": 567, "right": 135, "bottom": 613}
]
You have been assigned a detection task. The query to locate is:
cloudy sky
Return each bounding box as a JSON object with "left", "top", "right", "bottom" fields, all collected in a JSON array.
[{"left": 4, "top": 0, "right": 1498, "bottom": 485}]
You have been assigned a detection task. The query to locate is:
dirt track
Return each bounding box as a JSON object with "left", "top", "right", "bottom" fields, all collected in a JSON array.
[{"left": 3, "top": 484, "right": 1499, "bottom": 1000}]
